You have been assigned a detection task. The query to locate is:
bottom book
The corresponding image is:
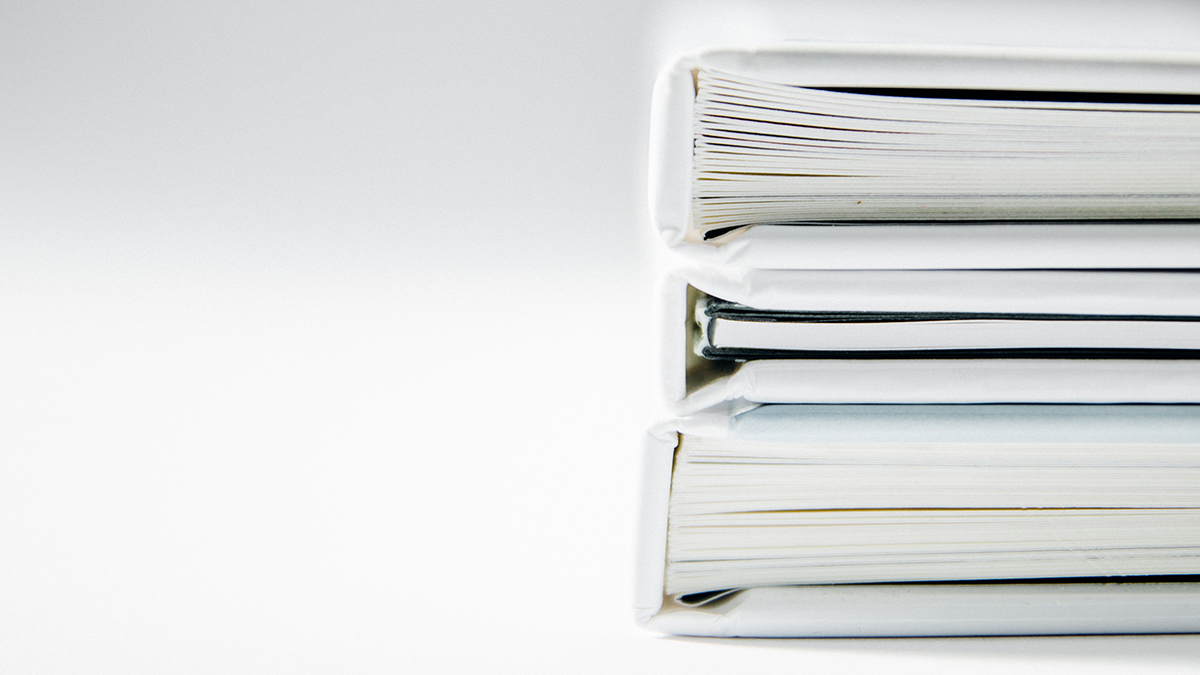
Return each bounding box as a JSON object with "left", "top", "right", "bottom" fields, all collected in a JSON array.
[{"left": 636, "top": 404, "right": 1200, "bottom": 636}]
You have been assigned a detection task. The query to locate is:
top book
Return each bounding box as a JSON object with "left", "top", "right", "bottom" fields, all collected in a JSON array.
[{"left": 649, "top": 43, "right": 1200, "bottom": 268}]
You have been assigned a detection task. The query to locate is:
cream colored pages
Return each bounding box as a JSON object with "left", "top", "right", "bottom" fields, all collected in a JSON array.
[
  {"left": 690, "top": 69, "right": 1200, "bottom": 242},
  {"left": 668, "top": 435, "right": 1200, "bottom": 595}
]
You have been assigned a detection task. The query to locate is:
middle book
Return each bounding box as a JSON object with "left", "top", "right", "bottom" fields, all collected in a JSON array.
[{"left": 663, "top": 268, "right": 1200, "bottom": 413}]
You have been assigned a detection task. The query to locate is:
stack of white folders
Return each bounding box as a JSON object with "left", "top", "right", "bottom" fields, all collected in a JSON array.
[{"left": 639, "top": 43, "right": 1200, "bottom": 638}]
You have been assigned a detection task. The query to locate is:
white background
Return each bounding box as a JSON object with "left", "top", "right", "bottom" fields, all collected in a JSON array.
[{"left": 2, "top": 1, "right": 1200, "bottom": 672}]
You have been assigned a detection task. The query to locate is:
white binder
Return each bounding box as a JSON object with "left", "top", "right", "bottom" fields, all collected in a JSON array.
[
  {"left": 662, "top": 267, "right": 1200, "bottom": 413},
  {"left": 649, "top": 43, "right": 1200, "bottom": 269},
  {"left": 636, "top": 405, "right": 1200, "bottom": 637}
]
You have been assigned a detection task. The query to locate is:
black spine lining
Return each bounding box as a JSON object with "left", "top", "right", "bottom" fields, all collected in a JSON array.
[{"left": 816, "top": 88, "right": 1200, "bottom": 105}]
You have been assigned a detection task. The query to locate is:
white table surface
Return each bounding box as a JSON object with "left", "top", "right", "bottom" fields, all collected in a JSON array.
[{"left": 2, "top": 1, "right": 1200, "bottom": 671}]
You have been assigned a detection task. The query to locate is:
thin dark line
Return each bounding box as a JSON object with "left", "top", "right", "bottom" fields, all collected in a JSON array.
[
  {"left": 704, "top": 307, "right": 1200, "bottom": 324},
  {"left": 718, "top": 507, "right": 1200, "bottom": 513},
  {"left": 816, "top": 87, "right": 1200, "bottom": 106},
  {"left": 699, "top": 220, "right": 1200, "bottom": 240},
  {"left": 700, "top": 347, "right": 1200, "bottom": 361}
]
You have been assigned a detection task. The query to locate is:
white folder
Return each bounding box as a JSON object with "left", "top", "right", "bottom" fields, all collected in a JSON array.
[
  {"left": 663, "top": 267, "right": 1200, "bottom": 413},
  {"left": 636, "top": 405, "right": 1200, "bottom": 637},
  {"left": 649, "top": 42, "right": 1200, "bottom": 269}
]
